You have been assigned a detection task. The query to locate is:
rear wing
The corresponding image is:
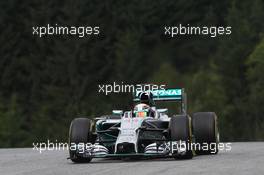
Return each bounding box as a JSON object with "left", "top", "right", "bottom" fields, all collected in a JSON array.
[{"left": 133, "top": 88, "right": 187, "bottom": 114}]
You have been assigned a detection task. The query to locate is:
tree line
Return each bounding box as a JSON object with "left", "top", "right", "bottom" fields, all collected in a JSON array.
[{"left": 0, "top": 0, "right": 264, "bottom": 147}]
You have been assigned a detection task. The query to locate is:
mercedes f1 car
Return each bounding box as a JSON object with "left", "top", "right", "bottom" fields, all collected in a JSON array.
[{"left": 68, "top": 88, "right": 219, "bottom": 162}]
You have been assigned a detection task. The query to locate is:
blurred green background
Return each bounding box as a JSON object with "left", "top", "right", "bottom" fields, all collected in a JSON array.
[{"left": 0, "top": 0, "right": 264, "bottom": 147}]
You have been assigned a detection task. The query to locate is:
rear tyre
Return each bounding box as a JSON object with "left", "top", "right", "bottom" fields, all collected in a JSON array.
[
  {"left": 192, "top": 112, "right": 219, "bottom": 155},
  {"left": 69, "top": 118, "right": 94, "bottom": 163},
  {"left": 170, "top": 115, "right": 193, "bottom": 159}
]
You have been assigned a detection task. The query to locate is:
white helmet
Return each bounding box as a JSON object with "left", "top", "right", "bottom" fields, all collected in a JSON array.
[
  {"left": 134, "top": 103, "right": 150, "bottom": 112},
  {"left": 133, "top": 103, "right": 150, "bottom": 118}
]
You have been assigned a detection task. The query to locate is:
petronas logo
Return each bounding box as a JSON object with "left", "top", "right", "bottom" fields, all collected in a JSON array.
[{"left": 153, "top": 89, "right": 182, "bottom": 96}]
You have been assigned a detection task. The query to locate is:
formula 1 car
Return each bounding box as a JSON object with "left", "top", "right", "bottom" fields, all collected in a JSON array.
[{"left": 68, "top": 88, "right": 219, "bottom": 163}]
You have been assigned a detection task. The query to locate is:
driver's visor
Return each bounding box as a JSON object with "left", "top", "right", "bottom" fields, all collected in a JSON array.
[{"left": 135, "top": 111, "right": 147, "bottom": 117}]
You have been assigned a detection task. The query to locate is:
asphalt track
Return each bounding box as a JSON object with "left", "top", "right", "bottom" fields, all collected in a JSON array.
[{"left": 0, "top": 142, "right": 263, "bottom": 175}]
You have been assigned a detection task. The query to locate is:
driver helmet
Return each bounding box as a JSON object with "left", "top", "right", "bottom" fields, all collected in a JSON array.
[{"left": 133, "top": 103, "right": 150, "bottom": 117}]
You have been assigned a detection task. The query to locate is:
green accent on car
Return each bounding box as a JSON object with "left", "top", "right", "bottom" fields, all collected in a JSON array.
[
  {"left": 96, "top": 121, "right": 118, "bottom": 147},
  {"left": 134, "top": 88, "right": 182, "bottom": 101}
]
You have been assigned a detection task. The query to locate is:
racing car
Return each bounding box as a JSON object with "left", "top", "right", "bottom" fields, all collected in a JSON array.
[{"left": 68, "top": 88, "right": 219, "bottom": 162}]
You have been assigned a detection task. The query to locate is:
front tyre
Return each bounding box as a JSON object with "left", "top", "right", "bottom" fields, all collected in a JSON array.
[
  {"left": 69, "top": 118, "right": 93, "bottom": 163},
  {"left": 170, "top": 115, "right": 193, "bottom": 159}
]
